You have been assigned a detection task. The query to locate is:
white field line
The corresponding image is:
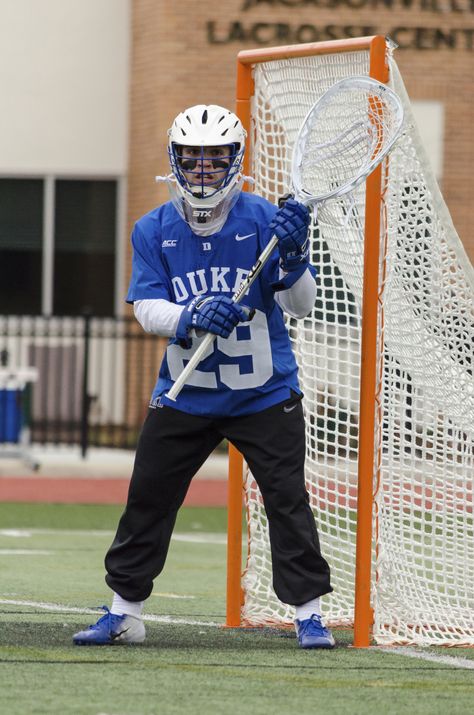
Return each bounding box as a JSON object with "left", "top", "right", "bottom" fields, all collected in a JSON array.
[
  {"left": 152, "top": 592, "right": 196, "bottom": 600},
  {"left": 0, "top": 529, "right": 115, "bottom": 538},
  {"left": 0, "top": 549, "right": 52, "bottom": 555},
  {"left": 1, "top": 598, "right": 473, "bottom": 670},
  {"left": 380, "top": 646, "right": 474, "bottom": 670},
  {"left": 172, "top": 533, "right": 226, "bottom": 545},
  {"left": 0, "top": 529, "right": 227, "bottom": 545},
  {"left": 0, "top": 599, "right": 220, "bottom": 627}
]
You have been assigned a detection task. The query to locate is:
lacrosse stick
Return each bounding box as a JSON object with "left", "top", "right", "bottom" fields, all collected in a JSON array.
[{"left": 166, "top": 76, "right": 404, "bottom": 401}]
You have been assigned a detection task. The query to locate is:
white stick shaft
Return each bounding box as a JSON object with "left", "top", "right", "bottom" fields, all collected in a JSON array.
[
  {"left": 231, "top": 235, "right": 278, "bottom": 304},
  {"left": 166, "top": 331, "right": 215, "bottom": 401},
  {"left": 165, "top": 235, "right": 279, "bottom": 402}
]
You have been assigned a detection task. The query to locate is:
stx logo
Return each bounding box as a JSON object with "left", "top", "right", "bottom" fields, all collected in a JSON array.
[{"left": 193, "top": 209, "right": 212, "bottom": 218}]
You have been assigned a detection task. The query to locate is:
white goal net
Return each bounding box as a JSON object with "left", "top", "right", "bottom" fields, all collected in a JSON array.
[{"left": 239, "top": 43, "right": 474, "bottom": 646}]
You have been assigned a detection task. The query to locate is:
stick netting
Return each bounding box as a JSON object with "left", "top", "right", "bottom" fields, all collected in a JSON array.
[{"left": 241, "top": 48, "right": 474, "bottom": 646}]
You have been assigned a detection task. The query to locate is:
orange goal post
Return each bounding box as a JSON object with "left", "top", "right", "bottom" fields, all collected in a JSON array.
[{"left": 226, "top": 36, "right": 474, "bottom": 647}]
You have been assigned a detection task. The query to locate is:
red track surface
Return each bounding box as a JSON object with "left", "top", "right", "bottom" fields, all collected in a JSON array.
[{"left": 0, "top": 477, "right": 227, "bottom": 507}]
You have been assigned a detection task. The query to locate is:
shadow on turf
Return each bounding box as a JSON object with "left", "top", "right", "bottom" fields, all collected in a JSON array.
[
  {"left": 0, "top": 619, "right": 345, "bottom": 652},
  {"left": 2, "top": 622, "right": 469, "bottom": 671}
]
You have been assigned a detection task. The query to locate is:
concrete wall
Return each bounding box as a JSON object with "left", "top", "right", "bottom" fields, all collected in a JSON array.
[{"left": 0, "top": 0, "right": 130, "bottom": 175}]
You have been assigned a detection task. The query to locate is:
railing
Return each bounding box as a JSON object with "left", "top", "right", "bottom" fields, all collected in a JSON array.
[{"left": 0, "top": 314, "right": 166, "bottom": 456}]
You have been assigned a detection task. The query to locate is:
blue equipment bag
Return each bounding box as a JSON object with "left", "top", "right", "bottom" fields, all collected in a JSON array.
[{"left": 0, "top": 388, "right": 23, "bottom": 443}]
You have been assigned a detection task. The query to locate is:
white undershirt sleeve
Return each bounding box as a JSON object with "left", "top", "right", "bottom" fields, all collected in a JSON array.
[
  {"left": 274, "top": 268, "right": 317, "bottom": 318},
  {"left": 134, "top": 271, "right": 315, "bottom": 336},
  {"left": 133, "top": 299, "right": 184, "bottom": 337}
]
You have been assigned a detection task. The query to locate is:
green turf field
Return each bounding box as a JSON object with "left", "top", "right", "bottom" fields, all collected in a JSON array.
[{"left": 0, "top": 503, "right": 473, "bottom": 715}]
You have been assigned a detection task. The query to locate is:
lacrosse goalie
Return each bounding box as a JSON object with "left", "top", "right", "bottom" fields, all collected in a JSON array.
[{"left": 73, "top": 104, "right": 334, "bottom": 649}]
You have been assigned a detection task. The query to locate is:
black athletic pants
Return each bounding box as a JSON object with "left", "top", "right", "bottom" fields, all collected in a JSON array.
[{"left": 105, "top": 393, "right": 332, "bottom": 606}]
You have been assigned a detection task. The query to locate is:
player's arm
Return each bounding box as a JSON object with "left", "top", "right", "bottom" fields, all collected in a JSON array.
[
  {"left": 134, "top": 295, "right": 249, "bottom": 348},
  {"left": 274, "top": 268, "right": 317, "bottom": 318},
  {"left": 268, "top": 198, "right": 317, "bottom": 318},
  {"left": 127, "top": 222, "right": 185, "bottom": 336},
  {"left": 133, "top": 298, "right": 182, "bottom": 336}
]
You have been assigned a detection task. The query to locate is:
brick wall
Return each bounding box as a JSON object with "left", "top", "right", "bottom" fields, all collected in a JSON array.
[{"left": 127, "top": 0, "right": 473, "bottom": 286}]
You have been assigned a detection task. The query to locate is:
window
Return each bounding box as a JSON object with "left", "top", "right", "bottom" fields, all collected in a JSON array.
[
  {"left": 0, "top": 177, "right": 119, "bottom": 316},
  {"left": 0, "top": 179, "right": 43, "bottom": 314},
  {"left": 54, "top": 180, "right": 116, "bottom": 316}
]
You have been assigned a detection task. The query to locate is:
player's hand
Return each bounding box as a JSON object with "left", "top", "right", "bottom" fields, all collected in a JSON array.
[
  {"left": 176, "top": 295, "right": 250, "bottom": 345},
  {"left": 269, "top": 198, "right": 310, "bottom": 272}
]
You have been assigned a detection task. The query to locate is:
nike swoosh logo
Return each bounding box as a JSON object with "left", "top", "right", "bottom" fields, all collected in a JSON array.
[
  {"left": 283, "top": 404, "right": 297, "bottom": 413},
  {"left": 235, "top": 233, "right": 255, "bottom": 241},
  {"left": 111, "top": 628, "right": 129, "bottom": 641}
]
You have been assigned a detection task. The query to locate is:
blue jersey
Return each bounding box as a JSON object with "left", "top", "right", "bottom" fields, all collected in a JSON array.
[{"left": 126, "top": 192, "right": 303, "bottom": 417}]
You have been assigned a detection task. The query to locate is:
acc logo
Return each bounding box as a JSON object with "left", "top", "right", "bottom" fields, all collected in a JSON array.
[
  {"left": 193, "top": 209, "right": 212, "bottom": 218},
  {"left": 162, "top": 239, "right": 177, "bottom": 248}
]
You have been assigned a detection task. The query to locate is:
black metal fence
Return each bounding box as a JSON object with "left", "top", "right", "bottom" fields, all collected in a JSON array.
[{"left": 0, "top": 314, "right": 166, "bottom": 455}]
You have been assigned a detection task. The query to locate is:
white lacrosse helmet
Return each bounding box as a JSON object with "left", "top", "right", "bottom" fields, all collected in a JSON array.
[{"left": 167, "top": 104, "right": 246, "bottom": 235}]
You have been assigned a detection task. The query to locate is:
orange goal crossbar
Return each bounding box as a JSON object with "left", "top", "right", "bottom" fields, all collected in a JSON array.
[{"left": 227, "top": 36, "right": 390, "bottom": 647}]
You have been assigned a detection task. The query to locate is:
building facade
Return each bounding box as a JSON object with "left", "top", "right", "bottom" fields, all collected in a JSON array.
[
  {"left": 0, "top": 0, "right": 472, "bottom": 319},
  {"left": 128, "top": 0, "right": 473, "bottom": 294},
  {"left": 0, "top": 0, "right": 130, "bottom": 318}
]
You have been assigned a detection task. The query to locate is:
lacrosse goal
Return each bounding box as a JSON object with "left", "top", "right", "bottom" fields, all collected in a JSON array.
[{"left": 226, "top": 35, "right": 474, "bottom": 647}]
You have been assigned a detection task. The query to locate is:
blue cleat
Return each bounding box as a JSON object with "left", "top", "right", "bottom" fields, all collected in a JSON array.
[
  {"left": 295, "top": 614, "right": 335, "bottom": 649},
  {"left": 72, "top": 606, "right": 146, "bottom": 646}
]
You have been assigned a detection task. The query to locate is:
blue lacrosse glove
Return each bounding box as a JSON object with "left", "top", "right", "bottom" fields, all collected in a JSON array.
[
  {"left": 269, "top": 198, "right": 311, "bottom": 272},
  {"left": 176, "top": 295, "right": 249, "bottom": 347}
]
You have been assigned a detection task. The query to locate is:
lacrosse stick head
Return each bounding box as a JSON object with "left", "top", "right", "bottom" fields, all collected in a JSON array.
[{"left": 291, "top": 76, "right": 404, "bottom": 206}]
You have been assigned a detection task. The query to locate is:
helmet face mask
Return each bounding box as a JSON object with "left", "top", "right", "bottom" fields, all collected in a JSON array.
[
  {"left": 167, "top": 105, "right": 246, "bottom": 235},
  {"left": 172, "top": 144, "right": 241, "bottom": 199}
]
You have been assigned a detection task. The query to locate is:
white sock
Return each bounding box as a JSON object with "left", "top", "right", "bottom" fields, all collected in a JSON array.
[
  {"left": 110, "top": 592, "right": 144, "bottom": 619},
  {"left": 295, "top": 597, "right": 321, "bottom": 621}
]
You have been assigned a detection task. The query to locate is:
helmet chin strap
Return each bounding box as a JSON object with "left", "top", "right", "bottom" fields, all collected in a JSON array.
[
  {"left": 182, "top": 201, "right": 221, "bottom": 233},
  {"left": 158, "top": 170, "right": 248, "bottom": 237}
]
